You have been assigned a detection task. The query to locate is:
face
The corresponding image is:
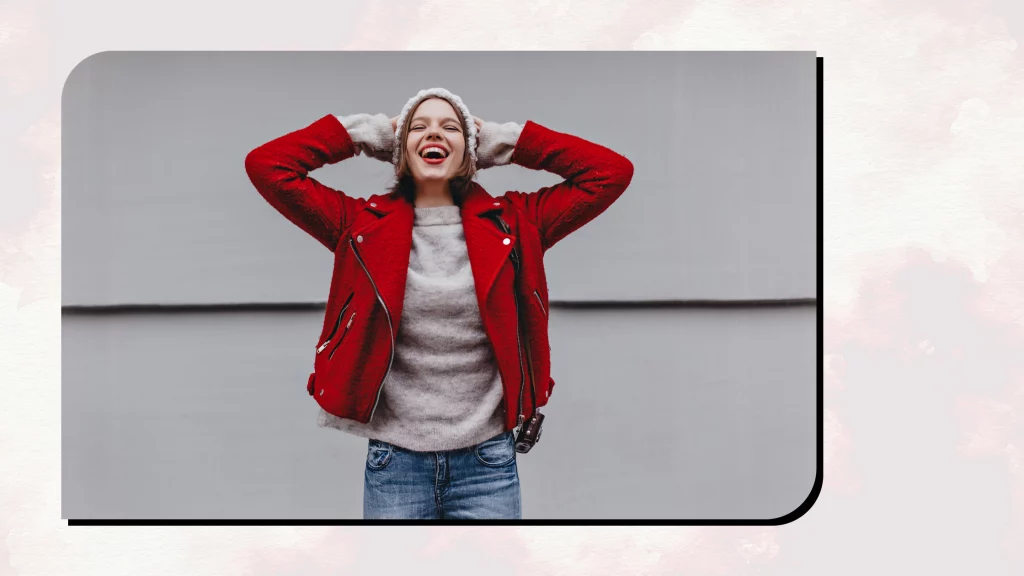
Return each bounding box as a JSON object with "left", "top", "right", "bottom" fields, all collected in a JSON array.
[{"left": 403, "top": 97, "right": 467, "bottom": 183}]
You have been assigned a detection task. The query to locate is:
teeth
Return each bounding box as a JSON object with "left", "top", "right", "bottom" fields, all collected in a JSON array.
[{"left": 420, "top": 146, "right": 448, "bottom": 158}]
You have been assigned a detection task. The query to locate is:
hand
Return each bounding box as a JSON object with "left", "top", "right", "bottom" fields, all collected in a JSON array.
[
  {"left": 390, "top": 115, "right": 399, "bottom": 133},
  {"left": 473, "top": 116, "right": 484, "bottom": 133}
]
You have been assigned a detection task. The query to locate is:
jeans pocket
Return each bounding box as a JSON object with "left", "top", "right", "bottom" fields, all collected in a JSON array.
[
  {"left": 366, "top": 439, "right": 394, "bottom": 470},
  {"left": 474, "top": 431, "right": 516, "bottom": 468}
]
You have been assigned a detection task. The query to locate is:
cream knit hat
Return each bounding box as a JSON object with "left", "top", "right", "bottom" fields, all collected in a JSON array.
[{"left": 392, "top": 87, "right": 478, "bottom": 168}]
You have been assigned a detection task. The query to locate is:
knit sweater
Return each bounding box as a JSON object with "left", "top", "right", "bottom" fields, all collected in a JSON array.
[{"left": 316, "top": 112, "right": 524, "bottom": 452}]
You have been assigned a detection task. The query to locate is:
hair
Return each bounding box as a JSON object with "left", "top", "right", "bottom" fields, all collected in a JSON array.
[{"left": 388, "top": 96, "right": 477, "bottom": 206}]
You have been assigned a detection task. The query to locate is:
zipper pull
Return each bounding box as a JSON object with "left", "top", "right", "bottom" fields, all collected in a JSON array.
[
  {"left": 346, "top": 312, "right": 356, "bottom": 329},
  {"left": 316, "top": 340, "right": 330, "bottom": 354}
]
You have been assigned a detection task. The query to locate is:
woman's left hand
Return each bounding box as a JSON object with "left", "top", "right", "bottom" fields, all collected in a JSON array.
[{"left": 473, "top": 116, "right": 484, "bottom": 134}]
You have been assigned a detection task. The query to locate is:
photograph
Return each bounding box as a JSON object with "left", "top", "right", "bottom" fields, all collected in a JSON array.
[{"left": 61, "top": 51, "right": 819, "bottom": 520}]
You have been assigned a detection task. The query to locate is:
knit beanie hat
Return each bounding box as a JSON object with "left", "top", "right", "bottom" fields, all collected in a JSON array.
[{"left": 392, "top": 87, "right": 478, "bottom": 168}]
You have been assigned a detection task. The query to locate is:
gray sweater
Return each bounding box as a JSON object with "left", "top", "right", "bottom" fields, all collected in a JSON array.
[{"left": 316, "top": 113, "right": 524, "bottom": 452}]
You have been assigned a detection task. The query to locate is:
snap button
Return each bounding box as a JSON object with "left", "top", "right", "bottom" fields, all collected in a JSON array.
[
  {"left": 357, "top": 235, "right": 363, "bottom": 243},
  {"left": 493, "top": 202, "right": 500, "bottom": 206},
  {"left": 503, "top": 238, "right": 511, "bottom": 245},
  {"left": 320, "top": 389, "right": 324, "bottom": 396},
  {"left": 370, "top": 202, "right": 377, "bottom": 207}
]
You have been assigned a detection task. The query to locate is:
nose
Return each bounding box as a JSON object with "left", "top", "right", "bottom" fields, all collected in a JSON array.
[{"left": 425, "top": 123, "right": 443, "bottom": 140}]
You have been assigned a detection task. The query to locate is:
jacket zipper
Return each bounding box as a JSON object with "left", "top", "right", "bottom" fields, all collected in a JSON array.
[
  {"left": 512, "top": 280, "right": 527, "bottom": 429},
  {"left": 494, "top": 213, "right": 527, "bottom": 430},
  {"left": 350, "top": 237, "right": 395, "bottom": 422},
  {"left": 316, "top": 292, "right": 354, "bottom": 355},
  {"left": 523, "top": 310, "right": 538, "bottom": 414},
  {"left": 328, "top": 311, "right": 357, "bottom": 360},
  {"left": 533, "top": 289, "right": 547, "bottom": 317}
]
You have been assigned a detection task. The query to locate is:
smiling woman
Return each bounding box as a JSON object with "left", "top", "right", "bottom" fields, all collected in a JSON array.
[
  {"left": 244, "top": 86, "right": 634, "bottom": 520},
  {"left": 390, "top": 89, "right": 480, "bottom": 208}
]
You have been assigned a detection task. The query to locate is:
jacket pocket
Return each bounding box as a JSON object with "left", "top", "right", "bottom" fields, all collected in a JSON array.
[
  {"left": 532, "top": 289, "right": 548, "bottom": 317},
  {"left": 316, "top": 291, "right": 354, "bottom": 355},
  {"left": 327, "top": 310, "right": 357, "bottom": 360}
]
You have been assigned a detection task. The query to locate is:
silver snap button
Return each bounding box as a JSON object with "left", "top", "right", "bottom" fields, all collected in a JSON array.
[
  {"left": 320, "top": 389, "right": 324, "bottom": 396},
  {"left": 503, "top": 238, "right": 511, "bottom": 245},
  {"left": 370, "top": 202, "right": 377, "bottom": 207},
  {"left": 357, "top": 235, "right": 363, "bottom": 243},
  {"left": 493, "top": 202, "right": 500, "bottom": 206}
]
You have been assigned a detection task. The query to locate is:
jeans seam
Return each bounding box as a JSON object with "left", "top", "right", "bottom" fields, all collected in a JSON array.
[
  {"left": 434, "top": 453, "right": 444, "bottom": 518},
  {"left": 473, "top": 432, "right": 517, "bottom": 468}
]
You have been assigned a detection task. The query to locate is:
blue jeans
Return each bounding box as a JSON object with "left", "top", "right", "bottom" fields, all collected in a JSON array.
[{"left": 363, "top": 430, "right": 522, "bottom": 519}]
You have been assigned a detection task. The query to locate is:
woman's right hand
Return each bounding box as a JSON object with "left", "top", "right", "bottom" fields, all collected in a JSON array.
[{"left": 390, "top": 115, "right": 399, "bottom": 134}]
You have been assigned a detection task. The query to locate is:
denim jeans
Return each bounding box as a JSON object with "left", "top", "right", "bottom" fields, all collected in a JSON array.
[{"left": 363, "top": 430, "right": 522, "bottom": 519}]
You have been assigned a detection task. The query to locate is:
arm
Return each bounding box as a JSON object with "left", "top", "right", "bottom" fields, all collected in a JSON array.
[
  {"left": 490, "top": 120, "right": 634, "bottom": 251},
  {"left": 243, "top": 113, "right": 395, "bottom": 252}
]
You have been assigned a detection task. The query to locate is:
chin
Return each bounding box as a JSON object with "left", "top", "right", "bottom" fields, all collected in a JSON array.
[
  {"left": 413, "top": 170, "right": 454, "bottom": 182},
  {"left": 412, "top": 174, "right": 442, "bottom": 182}
]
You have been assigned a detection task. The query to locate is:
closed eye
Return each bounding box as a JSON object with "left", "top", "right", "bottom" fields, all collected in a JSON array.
[{"left": 410, "top": 124, "right": 460, "bottom": 132}]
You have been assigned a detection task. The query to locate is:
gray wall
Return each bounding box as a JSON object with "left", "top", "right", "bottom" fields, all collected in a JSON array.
[
  {"left": 61, "top": 51, "right": 818, "bottom": 519},
  {"left": 62, "top": 51, "right": 816, "bottom": 305}
]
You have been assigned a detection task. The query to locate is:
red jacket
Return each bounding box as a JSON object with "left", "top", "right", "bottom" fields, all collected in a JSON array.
[{"left": 245, "top": 115, "right": 633, "bottom": 433}]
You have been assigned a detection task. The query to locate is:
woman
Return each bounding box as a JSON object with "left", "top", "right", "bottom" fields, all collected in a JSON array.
[{"left": 245, "top": 87, "right": 633, "bottom": 519}]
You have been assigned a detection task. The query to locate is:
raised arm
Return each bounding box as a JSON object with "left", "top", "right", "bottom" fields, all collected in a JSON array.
[
  {"left": 244, "top": 113, "right": 395, "bottom": 252},
  {"left": 490, "top": 120, "right": 634, "bottom": 252}
]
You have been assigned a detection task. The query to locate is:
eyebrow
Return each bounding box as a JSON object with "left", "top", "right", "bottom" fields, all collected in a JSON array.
[{"left": 410, "top": 116, "right": 461, "bottom": 125}]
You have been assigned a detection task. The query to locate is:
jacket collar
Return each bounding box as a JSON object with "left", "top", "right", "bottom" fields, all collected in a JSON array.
[{"left": 362, "top": 181, "right": 503, "bottom": 220}]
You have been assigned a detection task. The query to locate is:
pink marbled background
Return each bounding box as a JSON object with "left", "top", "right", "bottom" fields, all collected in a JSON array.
[{"left": 2, "top": 0, "right": 1022, "bottom": 573}]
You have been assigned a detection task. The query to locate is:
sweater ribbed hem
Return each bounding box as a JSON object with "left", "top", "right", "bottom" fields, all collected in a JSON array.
[{"left": 317, "top": 407, "right": 507, "bottom": 452}]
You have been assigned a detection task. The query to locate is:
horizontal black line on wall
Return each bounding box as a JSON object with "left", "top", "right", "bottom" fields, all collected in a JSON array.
[{"left": 62, "top": 299, "right": 816, "bottom": 315}]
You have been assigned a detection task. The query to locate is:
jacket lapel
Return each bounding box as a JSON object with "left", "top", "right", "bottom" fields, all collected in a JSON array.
[
  {"left": 345, "top": 183, "right": 513, "bottom": 335},
  {"left": 461, "top": 183, "right": 516, "bottom": 317},
  {"left": 347, "top": 194, "right": 414, "bottom": 332}
]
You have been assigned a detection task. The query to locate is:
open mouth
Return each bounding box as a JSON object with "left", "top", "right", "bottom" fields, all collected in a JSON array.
[{"left": 418, "top": 146, "right": 449, "bottom": 165}]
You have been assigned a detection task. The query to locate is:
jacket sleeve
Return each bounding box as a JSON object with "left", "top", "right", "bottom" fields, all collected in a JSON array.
[
  {"left": 244, "top": 113, "right": 394, "bottom": 252},
  {"left": 503, "top": 120, "right": 634, "bottom": 252}
]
